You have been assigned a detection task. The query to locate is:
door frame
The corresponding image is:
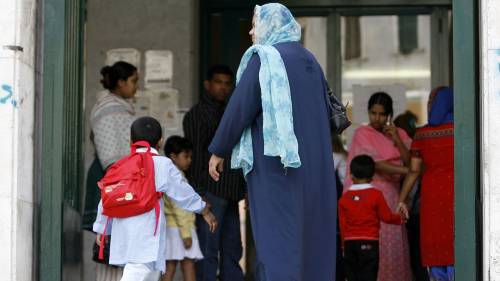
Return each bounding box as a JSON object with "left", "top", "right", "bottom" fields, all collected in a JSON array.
[
  {"left": 38, "top": 0, "right": 85, "bottom": 280},
  {"left": 201, "top": 1, "right": 479, "bottom": 280},
  {"left": 36, "top": 0, "right": 478, "bottom": 280}
]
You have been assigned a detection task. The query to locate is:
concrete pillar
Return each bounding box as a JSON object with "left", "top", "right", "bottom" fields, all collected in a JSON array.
[{"left": 0, "top": 0, "right": 36, "bottom": 280}]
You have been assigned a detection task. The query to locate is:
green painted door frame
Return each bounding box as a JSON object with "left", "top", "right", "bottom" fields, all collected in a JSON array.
[
  {"left": 39, "top": 0, "right": 65, "bottom": 279},
  {"left": 452, "top": 0, "right": 480, "bottom": 280},
  {"left": 36, "top": 0, "right": 478, "bottom": 279},
  {"left": 39, "top": 0, "right": 84, "bottom": 280}
]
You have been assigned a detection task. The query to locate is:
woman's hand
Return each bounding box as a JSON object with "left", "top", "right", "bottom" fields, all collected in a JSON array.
[
  {"left": 383, "top": 124, "right": 400, "bottom": 144},
  {"left": 209, "top": 155, "right": 224, "bottom": 182},
  {"left": 384, "top": 122, "right": 410, "bottom": 165},
  {"left": 396, "top": 202, "right": 410, "bottom": 220}
]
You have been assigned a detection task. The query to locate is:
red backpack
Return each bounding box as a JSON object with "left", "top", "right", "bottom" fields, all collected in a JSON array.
[{"left": 96, "top": 141, "right": 163, "bottom": 260}]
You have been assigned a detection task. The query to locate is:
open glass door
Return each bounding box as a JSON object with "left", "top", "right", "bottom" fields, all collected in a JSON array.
[{"left": 333, "top": 8, "right": 451, "bottom": 139}]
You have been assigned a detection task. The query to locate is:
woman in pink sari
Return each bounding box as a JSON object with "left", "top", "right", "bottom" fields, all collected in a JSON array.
[{"left": 345, "top": 92, "right": 412, "bottom": 281}]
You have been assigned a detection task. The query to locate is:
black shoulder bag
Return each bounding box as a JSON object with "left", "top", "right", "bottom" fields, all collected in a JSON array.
[{"left": 326, "top": 86, "right": 351, "bottom": 134}]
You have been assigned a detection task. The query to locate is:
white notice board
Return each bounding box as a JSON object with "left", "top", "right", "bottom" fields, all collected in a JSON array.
[{"left": 145, "top": 50, "right": 174, "bottom": 89}]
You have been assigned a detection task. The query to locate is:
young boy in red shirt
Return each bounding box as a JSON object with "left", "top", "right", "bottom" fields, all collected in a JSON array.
[{"left": 338, "top": 155, "right": 405, "bottom": 281}]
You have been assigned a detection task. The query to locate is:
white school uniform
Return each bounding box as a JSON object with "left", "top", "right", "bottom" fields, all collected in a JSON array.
[
  {"left": 93, "top": 148, "right": 206, "bottom": 275},
  {"left": 120, "top": 263, "right": 161, "bottom": 281}
]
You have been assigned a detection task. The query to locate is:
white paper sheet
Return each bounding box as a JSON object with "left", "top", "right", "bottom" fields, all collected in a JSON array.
[
  {"left": 105, "top": 48, "right": 141, "bottom": 68},
  {"left": 131, "top": 89, "right": 180, "bottom": 131},
  {"left": 131, "top": 91, "right": 152, "bottom": 118},
  {"left": 145, "top": 50, "right": 174, "bottom": 89}
]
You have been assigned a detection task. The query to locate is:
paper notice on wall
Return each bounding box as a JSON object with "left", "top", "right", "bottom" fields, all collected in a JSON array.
[
  {"left": 132, "top": 89, "right": 179, "bottom": 129},
  {"left": 105, "top": 48, "right": 141, "bottom": 68},
  {"left": 151, "top": 88, "right": 179, "bottom": 130},
  {"left": 131, "top": 91, "right": 153, "bottom": 118},
  {"left": 352, "top": 84, "right": 407, "bottom": 124},
  {"left": 145, "top": 50, "right": 174, "bottom": 89}
]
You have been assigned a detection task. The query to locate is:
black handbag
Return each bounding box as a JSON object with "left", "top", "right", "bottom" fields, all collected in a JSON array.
[
  {"left": 92, "top": 235, "right": 114, "bottom": 266},
  {"left": 326, "top": 86, "right": 351, "bottom": 134}
]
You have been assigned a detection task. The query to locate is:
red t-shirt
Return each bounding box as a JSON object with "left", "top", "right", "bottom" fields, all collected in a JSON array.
[{"left": 338, "top": 184, "right": 403, "bottom": 241}]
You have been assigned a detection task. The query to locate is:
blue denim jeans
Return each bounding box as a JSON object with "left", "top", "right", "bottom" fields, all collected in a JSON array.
[{"left": 195, "top": 192, "right": 244, "bottom": 281}]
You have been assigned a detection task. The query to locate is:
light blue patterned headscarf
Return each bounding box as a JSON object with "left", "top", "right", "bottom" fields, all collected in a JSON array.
[{"left": 231, "top": 3, "right": 302, "bottom": 176}]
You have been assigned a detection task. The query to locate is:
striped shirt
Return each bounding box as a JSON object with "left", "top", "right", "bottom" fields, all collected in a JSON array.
[{"left": 183, "top": 93, "right": 246, "bottom": 201}]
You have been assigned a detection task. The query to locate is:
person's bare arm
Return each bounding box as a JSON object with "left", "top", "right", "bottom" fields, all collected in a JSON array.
[
  {"left": 375, "top": 160, "right": 409, "bottom": 175},
  {"left": 396, "top": 156, "right": 423, "bottom": 219}
]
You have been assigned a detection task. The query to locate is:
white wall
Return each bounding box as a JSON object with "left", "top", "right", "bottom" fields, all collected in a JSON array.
[
  {"left": 0, "top": 0, "right": 36, "bottom": 280},
  {"left": 480, "top": 0, "right": 500, "bottom": 279}
]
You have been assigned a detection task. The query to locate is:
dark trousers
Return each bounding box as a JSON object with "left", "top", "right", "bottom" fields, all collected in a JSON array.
[
  {"left": 196, "top": 192, "right": 244, "bottom": 281},
  {"left": 344, "top": 240, "right": 379, "bottom": 281},
  {"left": 336, "top": 233, "right": 345, "bottom": 281}
]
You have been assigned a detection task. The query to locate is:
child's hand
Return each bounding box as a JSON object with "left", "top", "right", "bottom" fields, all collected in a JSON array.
[
  {"left": 183, "top": 238, "right": 193, "bottom": 249},
  {"left": 201, "top": 207, "right": 218, "bottom": 233}
]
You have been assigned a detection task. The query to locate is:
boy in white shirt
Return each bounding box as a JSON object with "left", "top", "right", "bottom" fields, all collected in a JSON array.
[{"left": 93, "top": 116, "right": 217, "bottom": 281}]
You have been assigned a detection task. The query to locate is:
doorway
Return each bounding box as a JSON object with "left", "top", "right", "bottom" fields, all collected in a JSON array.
[{"left": 201, "top": 1, "right": 478, "bottom": 281}]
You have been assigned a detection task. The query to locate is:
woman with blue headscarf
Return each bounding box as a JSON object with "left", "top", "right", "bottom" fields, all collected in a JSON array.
[
  {"left": 397, "top": 87, "right": 455, "bottom": 281},
  {"left": 207, "top": 3, "right": 337, "bottom": 280}
]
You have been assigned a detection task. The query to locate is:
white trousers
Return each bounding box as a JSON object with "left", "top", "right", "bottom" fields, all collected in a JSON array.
[
  {"left": 96, "top": 264, "right": 123, "bottom": 281},
  {"left": 120, "top": 263, "right": 161, "bottom": 281}
]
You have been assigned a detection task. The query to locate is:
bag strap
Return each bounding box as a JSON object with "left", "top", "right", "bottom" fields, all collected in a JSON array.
[
  {"left": 153, "top": 201, "right": 160, "bottom": 236},
  {"left": 324, "top": 81, "right": 334, "bottom": 115},
  {"left": 131, "top": 141, "right": 151, "bottom": 154},
  {"left": 98, "top": 217, "right": 111, "bottom": 260}
]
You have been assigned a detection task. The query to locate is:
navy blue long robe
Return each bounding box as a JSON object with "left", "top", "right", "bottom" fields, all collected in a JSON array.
[{"left": 209, "top": 41, "right": 337, "bottom": 281}]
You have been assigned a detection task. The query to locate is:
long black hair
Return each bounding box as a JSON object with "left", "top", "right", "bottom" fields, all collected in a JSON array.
[
  {"left": 368, "top": 92, "right": 394, "bottom": 119},
  {"left": 100, "top": 61, "right": 137, "bottom": 90}
]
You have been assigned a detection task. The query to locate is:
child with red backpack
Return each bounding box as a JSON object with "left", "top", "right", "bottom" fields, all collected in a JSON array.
[{"left": 93, "top": 117, "right": 217, "bottom": 281}]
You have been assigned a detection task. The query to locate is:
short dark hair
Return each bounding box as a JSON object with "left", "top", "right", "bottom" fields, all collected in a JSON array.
[
  {"left": 350, "top": 155, "right": 375, "bottom": 180},
  {"left": 368, "top": 92, "right": 394, "bottom": 119},
  {"left": 206, "top": 64, "right": 234, "bottom": 81},
  {"left": 100, "top": 61, "right": 137, "bottom": 90},
  {"left": 394, "top": 110, "right": 418, "bottom": 138},
  {"left": 164, "top": 136, "right": 193, "bottom": 157},
  {"left": 130, "top": 116, "right": 162, "bottom": 147}
]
